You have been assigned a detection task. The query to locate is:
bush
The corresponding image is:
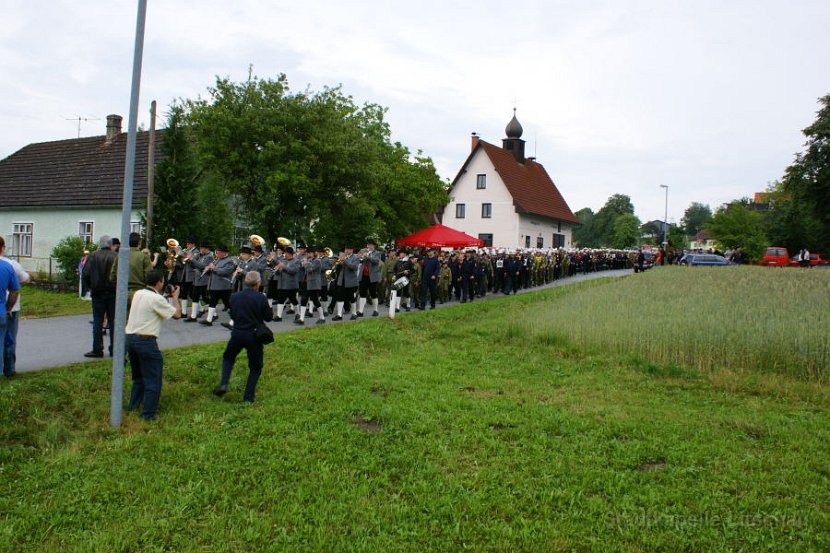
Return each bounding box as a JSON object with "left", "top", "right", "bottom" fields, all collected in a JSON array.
[{"left": 50, "top": 236, "right": 97, "bottom": 283}]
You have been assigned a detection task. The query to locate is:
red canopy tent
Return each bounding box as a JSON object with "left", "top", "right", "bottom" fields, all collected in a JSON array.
[{"left": 395, "top": 224, "right": 484, "bottom": 248}]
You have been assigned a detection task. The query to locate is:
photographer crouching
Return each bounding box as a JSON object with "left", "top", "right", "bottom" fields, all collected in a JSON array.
[{"left": 125, "top": 270, "right": 182, "bottom": 421}]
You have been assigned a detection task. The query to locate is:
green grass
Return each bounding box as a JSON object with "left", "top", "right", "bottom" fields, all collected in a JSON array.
[
  {"left": 18, "top": 285, "right": 91, "bottom": 319},
  {"left": 1, "top": 268, "right": 828, "bottom": 551}
]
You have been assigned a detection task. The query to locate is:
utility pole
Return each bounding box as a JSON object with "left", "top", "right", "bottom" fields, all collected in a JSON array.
[
  {"left": 146, "top": 100, "right": 157, "bottom": 247},
  {"left": 660, "top": 184, "right": 669, "bottom": 249},
  {"left": 111, "top": 0, "right": 148, "bottom": 428}
]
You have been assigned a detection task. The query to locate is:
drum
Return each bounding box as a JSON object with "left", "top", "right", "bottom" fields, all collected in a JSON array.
[{"left": 392, "top": 276, "right": 410, "bottom": 291}]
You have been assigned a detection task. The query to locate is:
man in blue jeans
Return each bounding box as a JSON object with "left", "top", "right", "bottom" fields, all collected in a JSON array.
[
  {"left": 125, "top": 270, "right": 182, "bottom": 420},
  {"left": 0, "top": 236, "right": 21, "bottom": 379}
]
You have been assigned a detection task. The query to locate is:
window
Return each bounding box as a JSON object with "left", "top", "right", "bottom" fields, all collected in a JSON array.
[
  {"left": 456, "top": 204, "right": 466, "bottom": 219},
  {"left": 524, "top": 236, "right": 531, "bottom": 248},
  {"left": 476, "top": 174, "right": 486, "bottom": 189},
  {"left": 536, "top": 236, "right": 544, "bottom": 248},
  {"left": 130, "top": 221, "right": 142, "bottom": 235},
  {"left": 478, "top": 233, "right": 493, "bottom": 247},
  {"left": 557, "top": 222, "right": 562, "bottom": 233},
  {"left": 79, "top": 221, "right": 94, "bottom": 244},
  {"left": 481, "top": 203, "right": 492, "bottom": 218},
  {"left": 553, "top": 233, "right": 566, "bottom": 248},
  {"left": 12, "top": 223, "right": 33, "bottom": 257}
]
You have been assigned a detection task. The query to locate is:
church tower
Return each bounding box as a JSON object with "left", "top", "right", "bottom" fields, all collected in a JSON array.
[{"left": 501, "top": 108, "right": 526, "bottom": 163}]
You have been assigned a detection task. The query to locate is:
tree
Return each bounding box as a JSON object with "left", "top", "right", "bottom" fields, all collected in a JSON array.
[
  {"left": 185, "top": 74, "right": 447, "bottom": 249},
  {"left": 51, "top": 236, "right": 96, "bottom": 283},
  {"left": 572, "top": 207, "right": 598, "bottom": 247},
  {"left": 639, "top": 220, "right": 662, "bottom": 243},
  {"left": 680, "top": 202, "right": 713, "bottom": 236},
  {"left": 705, "top": 202, "right": 767, "bottom": 261},
  {"left": 779, "top": 94, "right": 830, "bottom": 253},
  {"left": 612, "top": 212, "right": 641, "bottom": 249},
  {"left": 593, "top": 194, "right": 635, "bottom": 246}
]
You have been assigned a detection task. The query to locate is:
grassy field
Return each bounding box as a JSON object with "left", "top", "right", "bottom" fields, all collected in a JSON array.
[
  {"left": 1, "top": 268, "right": 828, "bottom": 551},
  {"left": 17, "top": 285, "right": 90, "bottom": 319}
]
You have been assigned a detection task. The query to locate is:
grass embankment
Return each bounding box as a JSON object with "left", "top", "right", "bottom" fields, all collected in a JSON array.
[
  {"left": 18, "top": 285, "right": 90, "bottom": 319},
  {"left": 1, "top": 268, "right": 828, "bottom": 551}
]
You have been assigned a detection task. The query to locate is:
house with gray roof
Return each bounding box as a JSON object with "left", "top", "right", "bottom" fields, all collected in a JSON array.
[{"left": 0, "top": 115, "right": 162, "bottom": 273}]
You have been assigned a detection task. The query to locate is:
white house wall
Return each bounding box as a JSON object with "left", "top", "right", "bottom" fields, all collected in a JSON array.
[
  {"left": 443, "top": 149, "right": 519, "bottom": 248},
  {"left": 0, "top": 208, "right": 142, "bottom": 274},
  {"left": 518, "top": 215, "right": 572, "bottom": 249}
]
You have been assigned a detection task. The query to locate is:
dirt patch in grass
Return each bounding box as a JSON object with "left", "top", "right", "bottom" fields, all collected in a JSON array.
[
  {"left": 636, "top": 458, "right": 667, "bottom": 471},
  {"left": 489, "top": 422, "right": 516, "bottom": 431},
  {"left": 460, "top": 387, "right": 504, "bottom": 399},
  {"left": 370, "top": 385, "right": 389, "bottom": 397},
  {"left": 354, "top": 414, "right": 381, "bottom": 433}
]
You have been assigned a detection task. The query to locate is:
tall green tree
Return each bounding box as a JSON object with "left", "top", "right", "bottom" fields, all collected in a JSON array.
[
  {"left": 706, "top": 202, "right": 767, "bottom": 261},
  {"left": 185, "top": 74, "right": 447, "bottom": 249},
  {"left": 779, "top": 94, "right": 830, "bottom": 252},
  {"left": 680, "top": 202, "right": 713, "bottom": 236},
  {"left": 612, "top": 212, "right": 641, "bottom": 249},
  {"left": 593, "top": 194, "right": 635, "bottom": 246},
  {"left": 572, "top": 207, "right": 598, "bottom": 247}
]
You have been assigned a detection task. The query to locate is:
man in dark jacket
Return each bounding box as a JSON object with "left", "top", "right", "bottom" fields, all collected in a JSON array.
[
  {"left": 461, "top": 250, "right": 477, "bottom": 303},
  {"left": 83, "top": 235, "right": 117, "bottom": 358},
  {"left": 419, "top": 248, "right": 440, "bottom": 310},
  {"left": 214, "top": 271, "right": 273, "bottom": 402}
]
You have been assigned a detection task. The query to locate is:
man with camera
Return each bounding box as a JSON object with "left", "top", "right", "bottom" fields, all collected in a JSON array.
[{"left": 125, "top": 270, "right": 182, "bottom": 421}]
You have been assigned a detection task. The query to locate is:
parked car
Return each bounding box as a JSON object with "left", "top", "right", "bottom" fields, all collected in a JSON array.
[
  {"left": 633, "top": 251, "right": 656, "bottom": 273},
  {"left": 788, "top": 253, "right": 830, "bottom": 267},
  {"left": 678, "top": 253, "right": 733, "bottom": 266},
  {"left": 760, "top": 247, "right": 789, "bottom": 267}
]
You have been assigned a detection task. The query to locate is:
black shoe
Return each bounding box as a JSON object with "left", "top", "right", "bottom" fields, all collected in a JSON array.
[
  {"left": 418, "top": 307, "right": 426, "bottom": 311},
  {"left": 221, "top": 322, "right": 233, "bottom": 330},
  {"left": 198, "top": 311, "right": 207, "bottom": 318},
  {"left": 84, "top": 351, "right": 104, "bottom": 358},
  {"left": 350, "top": 314, "right": 358, "bottom": 321},
  {"left": 199, "top": 319, "right": 213, "bottom": 326},
  {"left": 357, "top": 312, "right": 364, "bottom": 318},
  {"left": 316, "top": 319, "right": 326, "bottom": 324},
  {"left": 332, "top": 315, "right": 343, "bottom": 321},
  {"left": 274, "top": 316, "right": 282, "bottom": 322},
  {"left": 183, "top": 317, "right": 197, "bottom": 322},
  {"left": 213, "top": 385, "right": 228, "bottom": 397},
  {"left": 405, "top": 306, "right": 411, "bottom": 312},
  {"left": 294, "top": 319, "right": 305, "bottom": 325},
  {"left": 372, "top": 311, "right": 379, "bottom": 317}
]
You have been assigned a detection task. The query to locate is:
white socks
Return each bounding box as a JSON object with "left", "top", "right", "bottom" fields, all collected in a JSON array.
[
  {"left": 358, "top": 297, "right": 367, "bottom": 314},
  {"left": 372, "top": 298, "right": 379, "bottom": 313},
  {"left": 299, "top": 306, "right": 306, "bottom": 322},
  {"left": 190, "top": 303, "right": 199, "bottom": 319},
  {"left": 206, "top": 307, "right": 216, "bottom": 323},
  {"left": 336, "top": 301, "right": 344, "bottom": 317},
  {"left": 276, "top": 304, "right": 284, "bottom": 319}
]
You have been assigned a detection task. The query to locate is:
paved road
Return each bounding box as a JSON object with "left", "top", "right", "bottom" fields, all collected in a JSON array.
[{"left": 15, "top": 269, "right": 631, "bottom": 373}]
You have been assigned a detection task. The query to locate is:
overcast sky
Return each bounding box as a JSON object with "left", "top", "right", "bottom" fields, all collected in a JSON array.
[{"left": 2, "top": 0, "right": 828, "bottom": 224}]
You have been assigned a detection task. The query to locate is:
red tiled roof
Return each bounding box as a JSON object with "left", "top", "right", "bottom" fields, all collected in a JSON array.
[
  {"left": 0, "top": 130, "right": 163, "bottom": 209},
  {"left": 453, "top": 140, "right": 578, "bottom": 224}
]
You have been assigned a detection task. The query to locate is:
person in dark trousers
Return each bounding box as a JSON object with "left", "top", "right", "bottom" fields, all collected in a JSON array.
[
  {"left": 214, "top": 271, "right": 273, "bottom": 402},
  {"left": 125, "top": 270, "right": 182, "bottom": 420},
  {"left": 461, "top": 250, "right": 477, "bottom": 303},
  {"left": 419, "top": 248, "right": 440, "bottom": 310},
  {"left": 83, "top": 235, "right": 117, "bottom": 357}
]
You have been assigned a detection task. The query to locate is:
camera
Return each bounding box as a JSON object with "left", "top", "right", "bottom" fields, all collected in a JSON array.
[{"left": 164, "top": 284, "right": 175, "bottom": 296}]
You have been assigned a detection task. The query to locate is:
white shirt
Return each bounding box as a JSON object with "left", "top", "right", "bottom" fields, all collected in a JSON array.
[
  {"left": 125, "top": 287, "right": 176, "bottom": 338},
  {"left": 0, "top": 255, "right": 30, "bottom": 312}
]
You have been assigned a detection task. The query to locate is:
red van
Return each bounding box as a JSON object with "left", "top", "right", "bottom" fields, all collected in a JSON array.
[{"left": 760, "top": 247, "right": 789, "bottom": 267}]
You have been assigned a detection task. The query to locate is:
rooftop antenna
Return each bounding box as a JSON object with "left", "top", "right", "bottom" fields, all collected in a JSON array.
[{"left": 63, "top": 115, "right": 101, "bottom": 138}]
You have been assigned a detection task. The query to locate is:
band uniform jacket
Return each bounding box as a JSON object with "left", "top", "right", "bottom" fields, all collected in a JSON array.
[
  {"left": 183, "top": 247, "right": 199, "bottom": 283},
  {"left": 304, "top": 257, "right": 324, "bottom": 291},
  {"left": 393, "top": 258, "right": 413, "bottom": 280},
  {"left": 208, "top": 255, "right": 237, "bottom": 291},
  {"left": 361, "top": 250, "right": 383, "bottom": 283},
  {"left": 336, "top": 253, "right": 361, "bottom": 288},
  {"left": 276, "top": 258, "right": 301, "bottom": 290},
  {"left": 192, "top": 251, "right": 214, "bottom": 287}
]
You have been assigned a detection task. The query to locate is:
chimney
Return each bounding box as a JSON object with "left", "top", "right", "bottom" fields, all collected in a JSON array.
[
  {"left": 105, "top": 114, "right": 122, "bottom": 141},
  {"left": 471, "top": 132, "right": 480, "bottom": 152}
]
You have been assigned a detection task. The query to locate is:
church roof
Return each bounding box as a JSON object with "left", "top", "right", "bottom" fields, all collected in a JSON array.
[
  {"left": 0, "top": 130, "right": 163, "bottom": 209},
  {"left": 451, "top": 139, "right": 579, "bottom": 224}
]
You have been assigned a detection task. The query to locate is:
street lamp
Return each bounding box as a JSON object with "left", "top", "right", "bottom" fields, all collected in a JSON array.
[{"left": 659, "top": 184, "right": 668, "bottom": 248}]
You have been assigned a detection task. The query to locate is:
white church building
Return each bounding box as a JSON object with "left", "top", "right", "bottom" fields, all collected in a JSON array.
[{"left": 441, "top": 111, "right": 578, "bottom": 249}]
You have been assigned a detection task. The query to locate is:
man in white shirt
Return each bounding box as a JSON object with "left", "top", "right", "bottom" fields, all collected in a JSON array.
[
  {"left": 125, "top": 270, "right": 182, "bottom": 420},
  {"left": 1, "top": 244, "right": 28, "bottom": 377}
]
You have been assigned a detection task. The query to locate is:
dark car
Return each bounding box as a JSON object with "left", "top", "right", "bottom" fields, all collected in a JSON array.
[{"left": 678, "top": 253, "right": 733, "bottom": 266}]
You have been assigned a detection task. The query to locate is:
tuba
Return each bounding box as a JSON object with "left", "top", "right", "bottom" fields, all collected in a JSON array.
[
  {"left": 277, "top": 237, "right": 291, "bottom": 248},
  {"left": 250, "top": 234, "right": 265, "bottom": 248}
]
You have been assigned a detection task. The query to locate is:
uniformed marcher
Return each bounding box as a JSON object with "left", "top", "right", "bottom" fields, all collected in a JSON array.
[
  {"left": 200, "top": 245, "right": 236, "bottom": 326},
  {"left": 356, "top": 239, "right": 382, "bottom": 317},
  {"left": 297, "top": 246, "right": 327, "bottom": 325},
  {"left": 179, "top": 238, "right": 198, "bottom": 319},
  {"left": 185, "top": 242, "right": 213, "bottom": 321},
  {"left": 332, "top": 244, "right": 361, "bottom": 321},
  {"left": 273, "top": 246, "right": 300, "bottom": 321}
]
